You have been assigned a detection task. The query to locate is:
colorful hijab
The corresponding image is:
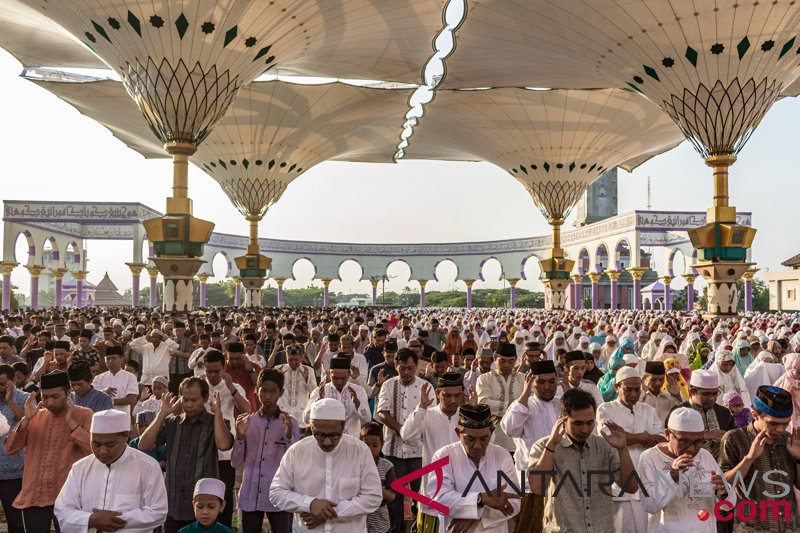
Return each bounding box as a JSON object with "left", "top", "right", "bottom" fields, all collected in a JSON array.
[
  {"left": 598, "top": 353, "right": 625, "bottom": 402},
  {"left": 689, "top": 341, "right": 711, "bottom": 371},
  {"left": 662, "top": 357, "right": 689, "bottom": 400},
  {"left": 732, "top": 339, "right": 754, "bottom": 377}
]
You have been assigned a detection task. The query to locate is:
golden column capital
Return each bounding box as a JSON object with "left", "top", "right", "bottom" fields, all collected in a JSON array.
[
  {"left": 370, "top": 279, "right": 380, "bottom": 288},
  {"left": 25, "top": 265, "right": 46, "bottom": 278},
  {"left": 274, "top": 277, "right": 286, "bottom": 286},
  {"left": 506, "top": 277, "right": 519, "bottom": 287},
  {"left": 605, "top": 269, "right": 621, "bottom": 283},
  {"left": 570, "top": 274, "right": 585, "bottom": 284},
  {"left": 682, "top": 274, "right": 697, "bottom": 285},
  {"left": 196, "top": 273, "right": 210, "bottom": 284},
  {"left": 1, "top": 262, "right": 18, "bottom": 277},
  {"left": 321, "top": 278, "right": 332, "bottom": 287},
  {"left": 126, "top": 262, "right": 147, "bottom": 276},
  {"left": 146, "top": 266, "right": 159, "bottom": 280},
  {"left": 232, "top": 276, "right": 242, "bottom": 285},
  {"left": 49, "top": 267, "right": 68, "bottom": 281},
  {"left": 71, "top": 271, "right": 88, "bottom": 282},
  {"left": 587, "top": 273, "right": 602, "bottom": 284},
  {"left": 417, "top": 279, "right": 428, "bottom": 289},
  {"left": 626, "top": 267, "right": 647, "bottom": 281},
  {"left": 742, "top": 268, "right": 759, "bottom": 281},
  {"left": 463, "top": 279, "right": 475, "bottom": 288},
  {"left": 660, "top": 275, "right": 674, "bottom": 287}
]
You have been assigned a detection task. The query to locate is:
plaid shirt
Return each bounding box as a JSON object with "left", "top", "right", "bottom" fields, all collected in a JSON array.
[{"left": 168, "top": 336, "right": 195, "bottom": 375}]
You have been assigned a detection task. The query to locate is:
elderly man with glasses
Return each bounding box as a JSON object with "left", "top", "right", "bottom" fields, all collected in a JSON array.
[
  {"left": 668, "top": 369, "right": 735, "bottom": 460},
  {"left": 271, "top": 398, "right": 381, "bottom": 532}
]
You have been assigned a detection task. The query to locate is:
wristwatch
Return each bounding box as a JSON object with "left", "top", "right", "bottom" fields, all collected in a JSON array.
[{"left": 477, "top": 493, "right": 484, "bottom": 507}]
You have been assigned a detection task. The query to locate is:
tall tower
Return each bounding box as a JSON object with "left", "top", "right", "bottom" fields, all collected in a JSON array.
[{"left": 574, "top": 168, "right": 618, "bottom": 227}]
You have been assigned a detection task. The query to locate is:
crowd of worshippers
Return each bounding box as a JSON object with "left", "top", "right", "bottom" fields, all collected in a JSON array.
[{"left": 0, "top": 308, "right": 797, "bottom": 532}]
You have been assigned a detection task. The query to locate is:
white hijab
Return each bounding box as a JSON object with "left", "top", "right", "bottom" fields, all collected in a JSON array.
[{"left": 743, "top": 351, "right": 786, "bottom": 402}]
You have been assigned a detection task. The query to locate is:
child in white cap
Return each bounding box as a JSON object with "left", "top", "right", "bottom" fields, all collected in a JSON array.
[{"left": 179, "top": 478, "right": 230, "bottom": 533}]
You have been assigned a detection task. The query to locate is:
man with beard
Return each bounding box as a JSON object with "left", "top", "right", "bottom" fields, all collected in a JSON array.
[
  {"left": 303, "top": 356, "right": 370, "bottom": 437},
  {"left": 500, "top": 360, "right": 560, "bottom": 533},
  {"left": 54, "top": 409, "right": 168, "bottom": 531},
  {"left": 270, "top": 398, "right": 381, "bottom": 532},
  {"left": 400, "top": 371, "right": 465, "bottom": 533}
]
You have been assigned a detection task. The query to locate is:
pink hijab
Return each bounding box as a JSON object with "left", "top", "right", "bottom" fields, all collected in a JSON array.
[{"left": 773, "top": 352, "right": 800, "bottom": 430}]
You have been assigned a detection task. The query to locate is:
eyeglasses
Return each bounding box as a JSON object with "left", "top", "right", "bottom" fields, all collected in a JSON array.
[
  {"left": 312, "top": 431, "right": 342, "bottom": 442},
  {"left": 697, "top": 391, "right": 719, "bottom": 398},
  {"left": 670, "top": 434, "right": 704, "bottom": 448}
]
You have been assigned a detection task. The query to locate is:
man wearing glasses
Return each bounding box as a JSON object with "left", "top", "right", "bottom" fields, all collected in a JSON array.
[
  {"left": 673, "top": 370, "right": 735, "bottom": 460},
  {"left": 271, "top": 398, "right": 381, "bottom": 532},
  {"left": 638, "top": 407, "right": 732, "bottom": 532}
]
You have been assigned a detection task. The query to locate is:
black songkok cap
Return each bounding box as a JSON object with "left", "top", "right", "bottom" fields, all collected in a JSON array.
[
  {"left": 437, "top": 371, "right": 464, "bottom": 388},
  {"left": 530, "top": 360, "right": 557, "bottom": 375},
  {"left": 68, "top": 329, "right": 81, "bottom": 338},
  {"left": 105, "top": 345, "right": 123, "bottom": 356},
  {"left": 462, "top": 348, "right": 476, "bottom": 357},
  {"left": 458, "top": 403, "right": 493, "bottom": 429},
  {"left": 67, "top": 361, "right": 92, "bottom": 382},
  {"left": 174, "top": 321, "right": 186, "bottom": 328},
  {"left": 330, "top": 355, "right": 351, "bottom": 370},
  {"left": 644, "top": 361, "right": 666, "bottom": 376},
  {"left": 495, "top": 343, "right": 517, "bottom": 359},
  {"left": 384, "top": 339, "right": 398, "bottom": 353},
  {"left": 44, "top": 341, "right": 56, "bottom": 350},
  {"left": 754, "top": 385, "right": 794, "bottom": 418},
  {"left": 227, "top": 342, "right": 244, "bottom": 353},
  {"left": 432, "top": 351, "right": 449, "bottom": 363},
  {"left": 524, "top": 341, "right": 541, "bottom": 350},
  {"left": 565, "top": 350, "right": 585, "bottom": 364},
  {"left": 40, "top": 370, "right": 69, "bottom": 390},
  {"left": 54, "top": 341, "right": 71, "bottom": 350}
]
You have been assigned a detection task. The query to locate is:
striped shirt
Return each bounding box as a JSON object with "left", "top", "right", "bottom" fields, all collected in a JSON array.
[
  {"left": 366, "top": 456, "right": 394, "bottom": 533},
  {"left": 155, "top": 411, "right": 225, "bottom": 521}
]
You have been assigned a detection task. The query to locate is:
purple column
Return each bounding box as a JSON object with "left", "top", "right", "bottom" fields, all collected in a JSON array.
[
  {"left": 466, "top": 282, "right": 473, "bottom": 309},
  {"left": 744, "top": 279, "right": 753, "bottom": 313},
  {"left": 1, "top": 273, "right": 11, "bottom": 311},
  {"left": 55, "top": 277, "right": 63, "bottom": 307},
  {"left": 322, "top": 281, "right": 330, "bottom": 307},
  {"left": 131, "top": 275, "right": 140, "bottom": 306},
  {"left": 371, "top": 283, "right": 377, "bottom": 306},
  {"left": 609, "top": 280, "right": 618, "bottom": 310},
  {"left": 660, "top": 278, "right": 672, "bottom": 311},
  {"left": 149, "top": 273, "right": 157, "bottom": 308},
  {"left": 419, "top": 281, "right": 426, "bottom": 308},
  {"left": 75, "top": 278, "right": 83, "bottom": 307},
  {"left": 235, "top": 282, "right": 242, "bottom": 307},
  {"left": 509, "top": 284, "right": 516, "bottom": 309},
  {"left": 199, "top": 282, "right": 207, "bottom": 307},
  {"left": 30, "top": 276, "right": 39, "bottom": 309},
  {"left": 276, "top": 280, "right": 284, "bottom": 308},
  {"left": 633, "top": 278, "right": 642, "bottom": 310},
  {"left": 687, "top": 282, "right": 695, "bottom": 311},
  {"left": 589, "top": 276, "right": 600, "bottom": 310}
]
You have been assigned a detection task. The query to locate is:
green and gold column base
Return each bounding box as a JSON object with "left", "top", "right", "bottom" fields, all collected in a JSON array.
[
  {"left": 692, "top": 260, "right": 753, "bottom": 318},
  {"left": 539, "top": 256, "right": 574, "bottom": 311},
  {"left": 144, "top": 214, "right": 215, "bottom": 313},
  {"left": 235, "top": 254, "right": 271, "bottom": 308}
]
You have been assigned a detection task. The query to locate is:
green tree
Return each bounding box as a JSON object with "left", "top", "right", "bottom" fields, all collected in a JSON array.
[{"left": 0, "top": 286, "right": 21, "bottom": 309}]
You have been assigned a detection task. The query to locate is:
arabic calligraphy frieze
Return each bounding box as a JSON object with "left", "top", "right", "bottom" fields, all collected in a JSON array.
[{"left": 3, "top": 201, "right": 162, "bottom": 222}]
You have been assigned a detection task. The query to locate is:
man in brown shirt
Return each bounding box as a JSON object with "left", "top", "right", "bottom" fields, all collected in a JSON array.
[
  {"left": 720, "top": 385, "right": 800, "bottom": 533},
  {"left": 5, "top": 370, "right": 92, "bottom": 532}
]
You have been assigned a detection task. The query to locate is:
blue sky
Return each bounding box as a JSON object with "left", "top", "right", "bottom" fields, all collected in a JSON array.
[{"left": 1, "top": 48, "right": 797, "bottom": 298}]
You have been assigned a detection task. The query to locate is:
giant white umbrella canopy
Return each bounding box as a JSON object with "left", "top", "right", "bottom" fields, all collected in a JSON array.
[{"left": 403, "top": 87, "right": 685, "bottom": 307}]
